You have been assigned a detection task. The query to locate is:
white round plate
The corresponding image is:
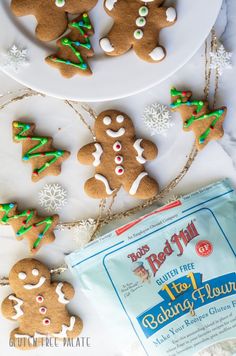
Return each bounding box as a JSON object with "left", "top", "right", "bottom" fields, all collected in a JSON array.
[{"left": 0, "top": 0, "right": 222, "bottom": 102}]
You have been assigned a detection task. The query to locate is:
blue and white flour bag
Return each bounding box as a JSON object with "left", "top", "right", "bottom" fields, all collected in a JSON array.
[{"left": 66, "top": 180, "right": 236, "bottom": 356}]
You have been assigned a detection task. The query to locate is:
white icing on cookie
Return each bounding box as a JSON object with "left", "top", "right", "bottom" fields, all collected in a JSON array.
[
  {"left": 92, "top": 143, "right": 103, "bottom": 167},
  {"left": 95, "top": 174, "right": 114, "bottom": 195},
  {"left": 166, "top": 7, "right": 176, "bottom": 22},
  {"left": 52, "top": 316, "right": 76, "bottom": 338},
  {"left": 134, "top": 29, "right": 143, "bottom": 40},
  {"left": 149, "top": 47, "right": 165, "bottom": 61},
  {"left": 140, "top": 0, "right": 153, "bottom": 2},
  {"left": 133, "top": 139, "right": 146, "bottom": 164},
  {"left": 105, "top": 0, "right": 117, "bottom": 10},
  {"left": 113, "top": 141, "right": 122, "bottom": 152},
  {"left": 32, "top": 268, "right": 39, "bottom": 276},
  {"left": 115, "top": 166, "right": 124, "bottom": 175},
  {"left": 103, "top": 116, "right": 111, "bottom": 125},
  {"left": 100, "top": 38, "right": 114, "bottom": 53},
  {"left": 24, "top": 276, "right": 46, "bottom": 290},
  {"left": 56, "top": 282, "right": 69, "bottom": 304},
  {"left": 115, "top": 155, "right": 123, "bottom": 164},
  {"left": 106, "top": 128, "right": 125, "bottom": 138},
  {"left": 9, "top": 295, "right": 23, "bottom": 320},
  {"left": 55, "top": 0, "right": 65, "bottom": 7},
  {"left": 116, "top": 115, "right": 124, "bottom": 123},
  {"left": 18, "top": 272, "right": 26, "bottom": 280},
  {"left": 129, "top": 172, "right": 148, "bottom": 195}
]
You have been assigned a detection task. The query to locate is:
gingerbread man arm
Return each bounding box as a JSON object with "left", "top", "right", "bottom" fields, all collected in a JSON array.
[
  {"left": 155, "top": 6, "right": 177, "bottom": 27},
  {"left": 11, "top": 0, "right": 34, "bottom": 16},
  {"left": 134, "top": 139, "right": 158, "bottom": 162},
  {"left": 78, "top": 142, "right": 103, "bottom": 166},
  {"left": 1, "top": 294, "right": 24, "bottom": 321},
  {"left": 53, "top": 282, "right": 75, "bottom": 303}
]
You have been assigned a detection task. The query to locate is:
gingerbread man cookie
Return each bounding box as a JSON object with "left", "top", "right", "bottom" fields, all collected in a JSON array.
[
  {"left": 0, "top": 202, "right": 59, "bottom": 253},
  {"left": 78, "top": 110, "right": 159, "bottom": 199},
  {"left": 1, "top": 258, "right": 83, "bottom": 350},
  {"left": 170, "top": 88, "right": 227, "bottom": 150},
  {"left": 100, "top": 0, "right": 177, "bottom": 62},
  {"left": 11, "top": 0, "right": 98, "bottom": 42}
]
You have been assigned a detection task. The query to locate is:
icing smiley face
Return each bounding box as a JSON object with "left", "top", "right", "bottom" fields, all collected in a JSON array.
[
  {"left": 95, "top": 110, "right": 135, "bottom": 141},
  {"left": 9, "top": 259, "right": 50, "bottom": 296}
]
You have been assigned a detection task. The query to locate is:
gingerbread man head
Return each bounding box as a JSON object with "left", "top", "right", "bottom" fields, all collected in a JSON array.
[
  {"left": 9, "top": 259, "right": 51, "bottom": 298},
  {"left": 95, "top": 110, "right": 136, "bottom": 141},
  {"left": 11, "top": 0, "right": 98, "bottom": 41}
]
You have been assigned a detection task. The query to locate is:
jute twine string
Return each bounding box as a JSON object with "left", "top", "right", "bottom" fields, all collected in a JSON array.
[{"left": 0, "top": 29, "right": 220, "bottom": 284}]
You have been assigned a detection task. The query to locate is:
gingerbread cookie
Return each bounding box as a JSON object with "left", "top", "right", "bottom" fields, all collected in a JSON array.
[
  {"left": 11, "top": 0, "right": 98, "bottom": 42},
  {"left": 0, "top": 203, "right": 58, "bottom": 253},
  {"left": 13, "top": 121, "right": 70, "bottom": 182},
  {"left": 78, "top": 110, "right": 159, "bottom": 199},
  {"left": 1, "top": 258, "right": 83, "bottom": 350},
  {"left": 46, "top": 13, "right": 94, "bottom": 78},
  {"left": 170, "top": 88, "right": 227, "bottom": 150},
  {"left": 100, "top": 0, "right": 177, "bottom": 62}
]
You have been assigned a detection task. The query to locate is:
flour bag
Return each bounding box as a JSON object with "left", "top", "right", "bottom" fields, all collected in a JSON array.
[{"left": 66, "top": 179, "right": 236, "bottom": 356}]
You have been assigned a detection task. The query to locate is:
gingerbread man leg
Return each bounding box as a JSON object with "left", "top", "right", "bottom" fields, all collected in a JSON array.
[
  {"left": 123, "top": 171, "right": 159, "bottom": 199},
  {"left": 133, "top": 28, "right": 166, "bottom": 63},
  {"left": 84, "top": 175, "right": 119, "bottom": 198},
  {"left": 10, "top": 328, "right": 39, "bottom": 350},
  {"left": 66, "top": 316, "right": 83, "bottom": 338},
  {"left": 100, "top": 24, "right": 132, "bottom": 56}
]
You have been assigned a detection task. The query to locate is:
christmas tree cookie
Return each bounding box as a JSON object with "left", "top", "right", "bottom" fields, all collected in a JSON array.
[
  {"left": 170, "top": 88, "right": 227, "bottom": 150},
  {"left": 46, "top": 13, "right": 94, "bottom": 78},
  {"left": 0, "top": 203, "right": 58, "bottom": 253},
  {"left": 13, "top": 121, "right": 70, "bottom": 182}
]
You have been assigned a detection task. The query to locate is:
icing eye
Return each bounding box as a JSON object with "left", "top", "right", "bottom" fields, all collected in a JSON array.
[
  {"left": 116, "top": 115, "right": 124, "bottom": 123},
  {"left": 39, "top": 307, "right": 47, "bottom": 314},
  {"left": 32, "top": 268, "right": 39, "bottom": 276},
  {"left": 36, "top": 295, "right": 44, "bottom": 303},
  {"left": 18, "top": 272, "right": 26, "bottom": 280},
  {"left": 136, "top": 17, "right": 146, "bottom": 27},
  {"left": 113, "top": 141, "right": 122, "bottom": 152},
  {"left": 134, "top": 29, "right": 143, "bottom": 40},
  {"left": 139, "top": 6, "right": 148, "bottom": 16},
  {"left": 115, "top": 166, "right": 124, "bottom": 175},
  {"left": 115, "top": 155, "right": 123, "bottom": 164},
  {"left": 55, "top": 0, "right": 65, "bottom": 7},
  {"left": 43, "top": 318, "right": 50, "bottom": 326},
  {"left": 103, "top": 116, "right": 112, "bottom": 125}
]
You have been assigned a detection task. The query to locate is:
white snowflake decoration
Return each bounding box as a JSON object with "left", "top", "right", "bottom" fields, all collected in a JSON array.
[
  {"left": 39, "top": 184, "right": 67, "bottom": 213},
  {"left": 143, "top": 103, "right": 173, "bottom": 136},
  {"left": 1, "top": 44, "right": 29, "bottom": 72},
  {"left": 210, "top": 44, "right": 232, "bottom": 76}
]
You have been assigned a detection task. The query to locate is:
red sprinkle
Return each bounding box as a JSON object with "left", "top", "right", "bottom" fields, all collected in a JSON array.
[
  {"left": 182, "top": 91, "right": 187, "bottom": 96},
  {"left": 118, "top": 169, "right": 123, "bottom": 173}
]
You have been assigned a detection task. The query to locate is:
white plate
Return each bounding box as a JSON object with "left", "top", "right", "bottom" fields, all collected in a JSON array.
[{"left": 0, "top": 0, "right": 222, "bottom": 102}]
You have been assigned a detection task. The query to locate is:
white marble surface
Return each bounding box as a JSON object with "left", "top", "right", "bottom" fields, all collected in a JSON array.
[{"left": 0, "top": 1, "right": 235, "bottom": 355}]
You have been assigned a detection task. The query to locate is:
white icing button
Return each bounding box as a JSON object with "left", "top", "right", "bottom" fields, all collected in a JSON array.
[
  {"left": 136, "top": 17, "right": 146, "bottom": 27},
  {"left": 139, "top": 6, "right": 148, "bottom": 16},
  {"left": 116, "top": 115, "right": 124, "bottom": 123},
  {"left": 103, "top": 116, "right": 112, "bottom": 125},
  {"left": 18, "top": 272, "right": 26, "bottom": 280},
  {"left": 39, "top": 307, "right": 47, "bottom": 314},
  {"left": 149, "top": 47, "right": 165, "bottom": 61},
  {"left": 115, "top": 166, "right": 124, "bottom": 175},
  {"left": 36, "top": 295, "right": 44, "bottom": 303},
  {"left": 166, "top": 7, "right": 176, "bottom": 22},
  {"left": 32, "top": 268, "right": 39, "bottom": 276},
  {"left": 115, "top": 155, "right": 123, "bottom": 164},
  {"left": 55, "top": 0, "right": 65, "bottom": 7},
  {"left": 43, "top": 318, "right": 50, "bottom": 326},
  {"left": 113, "top": 141, "right": 122, "bottom": 152},
  {"left": 100, "top": 38, "right": 114, "bottom": 53},
  {"left": 134, "top": 29, "right": 143, "bottom": 40}
]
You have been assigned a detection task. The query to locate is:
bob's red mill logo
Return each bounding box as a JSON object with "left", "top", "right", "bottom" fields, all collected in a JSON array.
[{"left": 128, "top": 221, "right": 199, "bottom": 276}]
